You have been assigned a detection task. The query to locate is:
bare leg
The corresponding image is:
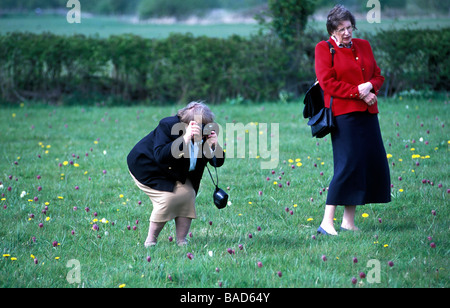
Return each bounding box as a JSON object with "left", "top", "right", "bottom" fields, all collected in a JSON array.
[
  {"left": 144, "top": 221, "right": 166, "bottom": 247},
  {"left": 341, "top": 205, "right": 359, "bottom": 230},
  {"left": 319, "top": 205, "right": 338, "bottom": 235},
  {"left": 175, "top": 217, "right": 192, "bottom": 245}
]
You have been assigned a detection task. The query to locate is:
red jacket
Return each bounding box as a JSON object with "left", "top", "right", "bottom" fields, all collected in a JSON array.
[{"left": 315, "top": 37, "right": 384, "bottom": 116}]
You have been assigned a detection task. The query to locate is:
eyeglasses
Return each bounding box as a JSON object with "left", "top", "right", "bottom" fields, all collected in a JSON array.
[{"left": 336, "top": 25, "right": 354, "bottom": 34}]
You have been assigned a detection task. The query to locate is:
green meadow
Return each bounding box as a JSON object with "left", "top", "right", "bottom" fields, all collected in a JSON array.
[
  {"left": 0, "top": 97, "right": 448, "bottom": 288},
  {"left": 1, "top": 13, "right": 449, "bottom": 38}
]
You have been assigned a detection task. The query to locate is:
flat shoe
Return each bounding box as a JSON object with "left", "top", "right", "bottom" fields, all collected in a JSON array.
[{"left": 317, "top": 226, "right": 329, "bottom": 235}]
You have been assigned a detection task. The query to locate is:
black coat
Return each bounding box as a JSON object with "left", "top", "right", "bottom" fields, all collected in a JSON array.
[{"left": 127, "top": 115, "right": 225, "bottom": 194}]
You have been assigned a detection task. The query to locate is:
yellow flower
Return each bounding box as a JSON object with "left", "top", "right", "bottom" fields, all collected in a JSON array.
[
  {"left": 74, "top": 163, "right": 80, "bottom": 167},
  {"left": 63, "top": 161, "right": 69, "bottom": 166},
  {"left": 11, "top": 257, "right": 17, "bottom": 261},
  {"left": 55, "top": 257, "right": 60, "bottom": 260},
  {"left": 383, "top": 244, "right": 389, "bottom": 248},
  {"left": 297, "top": 162, "right": 302, "bottom": 167},
  {"left": 399, "top": 189, "right": 404, "bottom": 192},
  {"left": 3, "top": 254, "right": 11, "bottom": 258},
  {"left": 248, "top": 202, "right": 252, "bottom": 205},
  {"left": 307, "top": 218, "right": 313, "bottom": 222},
  {"left": 362, "top": 213, "right": 369, "bottom": 218},
  {"left": 273, "top": 181, "right": 278, "bottom": 185},
  {"left": 386, "top": 154, "right": 392, "bottom": 159},
  {"left": 46, "top": 217, "right": 50, "bottom": 221},
  {"left": 288, "top": 159, "right": 294, "bottom": 163},
  {"left": 119, "top": 284, "right": 126, "bottom": 288},
  {"left": 58, "top": 196, "right": 64, "bottom": 199},
  {"left": 30, "top": 254, "right": 35, "bottom": 259},
  {"left": 119, "top": 194, "right": 124, "bottom": 198},
  {"left": 293, "top": 204, "right": 298, "bottom": 208}
]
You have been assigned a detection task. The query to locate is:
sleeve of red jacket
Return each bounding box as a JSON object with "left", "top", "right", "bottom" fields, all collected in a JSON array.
[{"left": 314, "top": 41, "right": 359, "bottom": 100}]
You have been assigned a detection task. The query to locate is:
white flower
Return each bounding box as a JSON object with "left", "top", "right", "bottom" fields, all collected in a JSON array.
[
  {"left": 20, "top": 191, "right": 27, "bottom": 198},
  {"left": 208, "top": 251, "right": 213, "bottom": 257}
]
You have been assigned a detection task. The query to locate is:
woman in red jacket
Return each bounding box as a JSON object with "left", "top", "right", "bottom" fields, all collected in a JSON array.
[{"left": 315, "top": 5, "right": 391, "bottom": 235}]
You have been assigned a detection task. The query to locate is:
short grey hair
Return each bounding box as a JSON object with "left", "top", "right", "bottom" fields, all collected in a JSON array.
[
  {"left": 177, "top": 101, "right": 215, "bottom": 124},
  {"left": 326, "top": 4, "right": 357, "bottom": 35}
]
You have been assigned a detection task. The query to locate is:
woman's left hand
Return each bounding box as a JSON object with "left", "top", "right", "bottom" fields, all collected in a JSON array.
[
  {"left": 206, "top": 131, "right": 218, "bottom": 150},
  {"left": 362, "top": 92, "right": 377, "bottom": 106}
]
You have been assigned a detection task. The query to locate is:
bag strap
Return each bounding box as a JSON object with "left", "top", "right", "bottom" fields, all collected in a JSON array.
[
  {"left": 326, "top": 40, "right": 335, "bottom": 66},
  {"left": 206, "top": 163, "right": 219, "bottom": 188}
]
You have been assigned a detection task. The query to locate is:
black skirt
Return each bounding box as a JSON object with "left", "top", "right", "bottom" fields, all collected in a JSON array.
[{"left": 326, "top": 111, "right": 391, "bottom": 206}]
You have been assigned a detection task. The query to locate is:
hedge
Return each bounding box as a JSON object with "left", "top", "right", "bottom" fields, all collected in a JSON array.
[{"left": 0, "top": 28, "right": 448, "bottom": 105}]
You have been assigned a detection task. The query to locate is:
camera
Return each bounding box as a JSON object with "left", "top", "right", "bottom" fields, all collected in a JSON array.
[
  {"left": 203, "top": 122, "right": 219, "bottom": 136},
  {"left": 213, "top": 187, "right": 228, "bottom": 209}
]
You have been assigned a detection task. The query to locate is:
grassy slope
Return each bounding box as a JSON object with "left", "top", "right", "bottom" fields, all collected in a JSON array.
[{"left": 0, "top": 97, "right": 448, "bottom": 288}]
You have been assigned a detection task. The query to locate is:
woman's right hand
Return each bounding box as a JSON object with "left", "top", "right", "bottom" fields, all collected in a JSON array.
[{"left": 184, "top": 121, "right": 201, "bottom": 144}]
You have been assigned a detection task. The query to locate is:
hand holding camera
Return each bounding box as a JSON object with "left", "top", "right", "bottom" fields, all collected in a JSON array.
[
  {"left": 203, "top": 122, "right": 220, "bottom": 151},
  {"left": 184, "top": 121, "right": 202, "bottom": 144}
]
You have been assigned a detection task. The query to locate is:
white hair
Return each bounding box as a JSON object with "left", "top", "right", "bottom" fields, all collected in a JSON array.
[{"left": 177, "top": 101, "right": 215, "bottom": 124}]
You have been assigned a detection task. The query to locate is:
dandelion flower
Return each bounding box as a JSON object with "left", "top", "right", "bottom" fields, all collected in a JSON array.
[
  {"left": 119, "top": 284, "right": 126, "bottom": 288},
  {"left": 362, "top": 213, "right": 369, "bottom": 218}
]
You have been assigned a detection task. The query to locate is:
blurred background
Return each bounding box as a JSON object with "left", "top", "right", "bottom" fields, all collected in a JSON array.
[{"left": 0, "top": 1, "right": 448, "bottom": 104}]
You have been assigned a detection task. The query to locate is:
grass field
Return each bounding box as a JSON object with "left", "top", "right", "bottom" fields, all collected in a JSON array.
[
  {"left": 0, "top": 96, "right": 448, "bottom": 288},
  {"left": 1, "top": 13, "right": 449, "bottom": 38}
]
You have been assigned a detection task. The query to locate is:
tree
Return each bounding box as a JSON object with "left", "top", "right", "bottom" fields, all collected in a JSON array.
[
  {"left": 265, "top": 0, "right": 316, "bottom": 46},
  {"left": 257, "top": 0, "right": 317, "bottom": 96}
]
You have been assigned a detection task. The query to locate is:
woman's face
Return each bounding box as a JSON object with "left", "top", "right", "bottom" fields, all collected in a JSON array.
[{"left": 333, "top": 20, "right": 353, "bottom": 46}]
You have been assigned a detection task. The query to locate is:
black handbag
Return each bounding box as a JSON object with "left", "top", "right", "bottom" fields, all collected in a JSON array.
[
  {"left": 307, "top": 97, "right": 335, "bottom": 138},
  {"left": 303, "top": 41, "right": 336, "bottom": 138},
  {"left": 206, "top": 162, "right": 228, "bottom": 209}
]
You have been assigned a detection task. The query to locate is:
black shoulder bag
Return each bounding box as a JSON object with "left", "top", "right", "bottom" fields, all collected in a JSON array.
[{"left": 303, "top": 40, "right": 336, "bottom": 138}]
